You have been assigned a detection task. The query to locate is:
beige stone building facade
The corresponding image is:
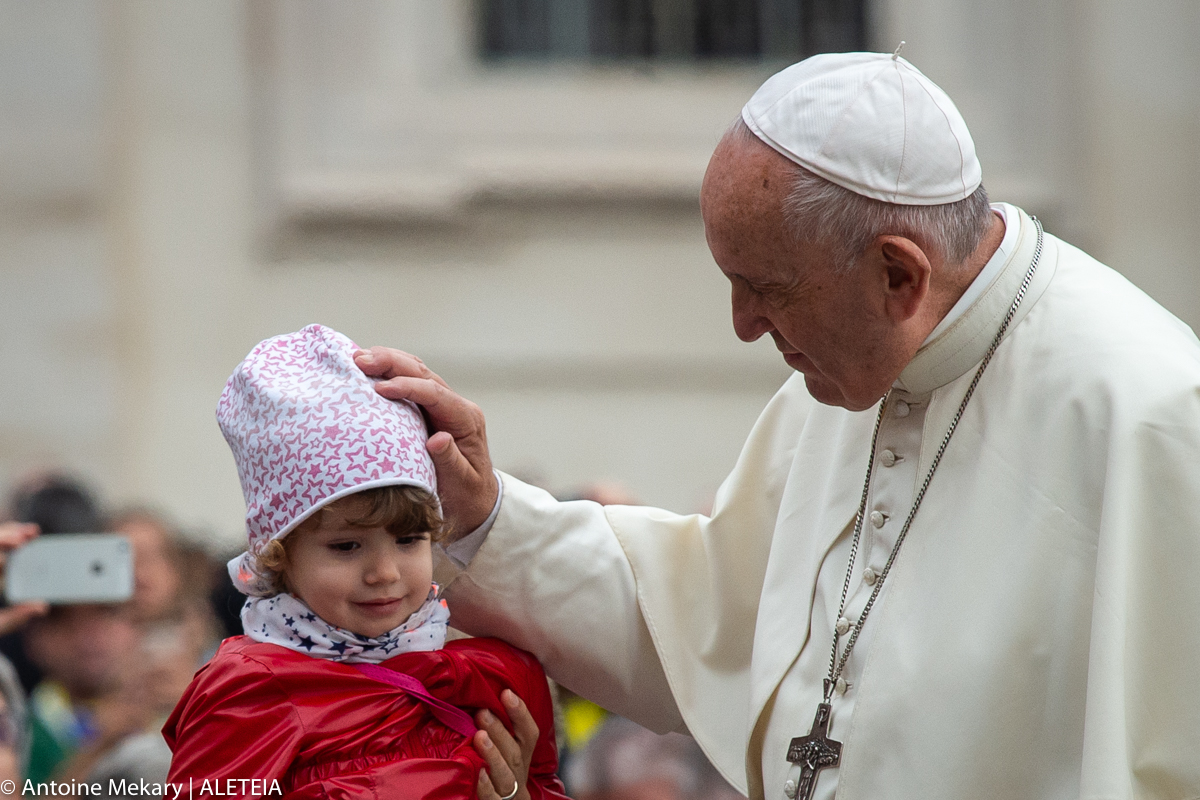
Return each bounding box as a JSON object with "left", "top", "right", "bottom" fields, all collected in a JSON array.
[{"left": 1, "top": 1, "right": 1196, "bottom": 549}]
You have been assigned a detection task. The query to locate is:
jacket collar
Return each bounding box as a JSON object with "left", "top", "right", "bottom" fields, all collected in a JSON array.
[{"left": 895, "top": 206, "right": 1056, "bottom": 395}]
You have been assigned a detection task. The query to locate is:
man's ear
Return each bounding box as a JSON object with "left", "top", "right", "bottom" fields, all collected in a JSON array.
[{"left": 874, "top": 235, "right": 932, "bottom": 323}]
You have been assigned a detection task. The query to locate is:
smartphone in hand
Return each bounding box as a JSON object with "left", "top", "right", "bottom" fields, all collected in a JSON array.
[{"left": 5, "top": 533, "right": 134, "bottom": 604}]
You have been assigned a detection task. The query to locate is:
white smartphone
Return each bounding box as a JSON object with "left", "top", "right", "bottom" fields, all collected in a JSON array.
[{"left": 5, "top": 533, "right": 134, "bottom": 605}]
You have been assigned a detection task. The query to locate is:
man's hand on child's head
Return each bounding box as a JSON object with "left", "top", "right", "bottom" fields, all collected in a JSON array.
[
  {"left": 473, "top": 689, "right": 536, "bottom": 800},
  {"left": 354, "top": 347, "right": 499, "bottom": 539}
]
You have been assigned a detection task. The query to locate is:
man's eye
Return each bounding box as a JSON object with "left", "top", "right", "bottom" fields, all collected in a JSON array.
[{"left": 745, "top": 280, "right": 779, "bottom": 298}]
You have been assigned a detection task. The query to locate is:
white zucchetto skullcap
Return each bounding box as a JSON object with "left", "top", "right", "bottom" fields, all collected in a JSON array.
[{"left": 741, "top": 51, "right": 982, "bottom": 205}]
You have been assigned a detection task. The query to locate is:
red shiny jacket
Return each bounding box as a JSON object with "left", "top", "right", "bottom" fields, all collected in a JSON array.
[{"left": 163, "top": 636, "right": 569, "bottom": 800}]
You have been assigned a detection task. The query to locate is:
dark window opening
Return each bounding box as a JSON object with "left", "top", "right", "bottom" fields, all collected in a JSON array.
[{"left": 481, "top": 0, "right": 866, "bottom": 61}]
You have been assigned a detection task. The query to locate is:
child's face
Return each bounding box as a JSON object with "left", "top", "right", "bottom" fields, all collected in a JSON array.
[{"left": 282, "top": 502, "right": 433, "bottom": 639}]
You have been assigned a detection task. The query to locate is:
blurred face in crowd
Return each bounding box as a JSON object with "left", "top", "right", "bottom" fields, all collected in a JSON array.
[
  {"left": 138, "top": 618, "right": 208, "bottom": 715},
  {"left": 281, "top": 497, "right": 433, "bottom": 638},
  {"left": 25, "top": 604, "right": 139, "bottom": 701},
  {"left": 0, "top": 693, "right": 17, "bottom": 787},
  {"left": 113, "top": 513, "right": 182, "bottom": 622}
]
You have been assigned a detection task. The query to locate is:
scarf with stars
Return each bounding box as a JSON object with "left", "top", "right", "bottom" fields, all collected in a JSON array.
[{"left": 241, "top": 584, "right": 449, "bottom": 663}]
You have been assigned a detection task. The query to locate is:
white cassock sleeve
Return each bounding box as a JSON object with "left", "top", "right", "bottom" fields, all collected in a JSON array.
[
  {"left": 439, "top": 375, "right": 815, "bottom": 788},
  {"left": 1078, "top": 380, "right": 1200, "bottom": 797}
]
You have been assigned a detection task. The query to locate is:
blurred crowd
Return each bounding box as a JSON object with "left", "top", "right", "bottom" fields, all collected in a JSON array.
[
  {"left": 0, "top": 473, "right": 232, "bottom": 797},
  {"left": 0, "top": 472, "right": 741, "bottom": 800}
]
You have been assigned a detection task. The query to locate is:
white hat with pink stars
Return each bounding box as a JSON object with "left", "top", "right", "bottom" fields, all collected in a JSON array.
[{"left": 218, "top": 324, "right": 436, "bottom": 595}]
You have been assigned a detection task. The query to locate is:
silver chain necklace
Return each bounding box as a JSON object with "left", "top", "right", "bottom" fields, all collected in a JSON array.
[{"left": 785, "top": 218, "right": 1045, "bottom": 800}]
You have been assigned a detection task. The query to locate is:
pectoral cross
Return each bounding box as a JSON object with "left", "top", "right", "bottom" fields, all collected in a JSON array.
[{"left": 785, "top": 699, "right": 842, "bottom": 800}]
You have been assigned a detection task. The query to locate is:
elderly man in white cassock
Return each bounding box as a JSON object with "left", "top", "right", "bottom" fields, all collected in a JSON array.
[{"left": 357, "top": 52, "right": 1200, "bottom": 800}]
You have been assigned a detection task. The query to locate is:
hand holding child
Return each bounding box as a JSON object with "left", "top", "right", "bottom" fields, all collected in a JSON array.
[{"left": 474, "top": 689, "right": 538, "bottom": 800}]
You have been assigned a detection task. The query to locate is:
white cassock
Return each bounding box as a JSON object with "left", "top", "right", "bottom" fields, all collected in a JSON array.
[{"left": 438, "top": 205, "right": 1200, "bottom": 800}]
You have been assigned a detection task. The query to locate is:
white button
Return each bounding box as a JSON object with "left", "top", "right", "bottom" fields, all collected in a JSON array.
[
  {"left": 894, "top": 400, "right": 910, "bottom": 417},
  {"left": 836, "top": 616, "right": 851, "bottom": 635},
  {"left": 784, "top": 779, "right": 798, "bottom": 798},
  {"left": 835, "top": 677, "right": 848, "bottom": 695},
  {"left": 880, "top": 449, "right": 897, "bottom": 467},
  {"left": 870, "top": 510, "right": 887, "bottom": 528},
  {"left": 863, "top": 567, "right": 877, "bottom": 585}
]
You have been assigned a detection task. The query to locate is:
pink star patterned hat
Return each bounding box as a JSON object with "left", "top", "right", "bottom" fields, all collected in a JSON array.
[{"left": 219, "top": 324, "right": 437, "bottom": 595}]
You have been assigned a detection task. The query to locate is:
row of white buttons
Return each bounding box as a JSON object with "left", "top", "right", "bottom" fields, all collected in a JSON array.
[
  {"left": 871, "top": 422, "right": 902, "bottom": 589},
  {"left": 781, "top": 396, "right": 918, "bottom": 799},
  {"left": 870, "top": 427, "right": 901, "bottom": 593}
]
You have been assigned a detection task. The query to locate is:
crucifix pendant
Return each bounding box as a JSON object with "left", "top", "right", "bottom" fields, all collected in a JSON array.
[{"left": 785, "top": 700, "right": 842, "bottom": 800}]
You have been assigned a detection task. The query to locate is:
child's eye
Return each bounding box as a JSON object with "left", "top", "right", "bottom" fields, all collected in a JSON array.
[
  {"left": 328, "top": 541, "right": 360, "bottom": 552},
  {"left": 395, "top": 534, "right": 428, "bottom": 547}
]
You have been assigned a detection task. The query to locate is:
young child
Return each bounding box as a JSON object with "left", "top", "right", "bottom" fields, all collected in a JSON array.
[{"left": 163, "top": 325, "right": 568, "bottom": 800}]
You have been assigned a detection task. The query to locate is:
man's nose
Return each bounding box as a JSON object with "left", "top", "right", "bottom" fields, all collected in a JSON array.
[{"left": 731, "top": 284, "right": 771, "bottom": 343}]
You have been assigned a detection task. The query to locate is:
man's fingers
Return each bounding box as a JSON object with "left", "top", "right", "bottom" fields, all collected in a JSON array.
[
  {"left": 372, "top": 376, "right": 484, "bottom": 437},
  {"left": 473, "top": 730, "right": 519, "bottom": 800},
  {"left": 474, "top": 709, "right": 525, "bottom": 777},
  {"left": 355, "top": 348, "right": 481, "bottom": 440},
  {"left": 354, "top": 347, "right": 450, "bottom": 390},
  {"left": 472, "top": 699, "right": 535, "bottom": 800},
  {"left": 500, "top": 690, "right": 539, "bottom": 761},
  {"left": 0, "top": 523, "right": 39, "bottom": 573},
  {"left": 352, "top": 346, "right": 498, "bottom": 534},
  {"left": 0, "top": 602, "right": 49, "bottom": 637},
  {"left": 0, "top": 522, "right": 38, "bottom": 551},
  {"left": 426, "top": 432, "right": 476, "bottom": 483},
  {"left": 475, "top": 768, "right": 499, "bottom": 800}
]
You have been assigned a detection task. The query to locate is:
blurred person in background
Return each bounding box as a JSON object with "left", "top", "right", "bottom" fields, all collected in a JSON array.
[
  {"left": 57, "top": 509, "right": 221, "bottom": 797},
  {"left": 8, "top": 475, "right": 102, "bottom": 543},
  {"left": 0, "top": 677, "right": 24, "bottom": 789},
  {"left": 0, "top": 521, "right": 51, "bottom": 786},
  {"left": 2, "top": 476, "right": 218, "bottom": 791},
  {"left": 560, "top": 483, "right": 639, "bottom": 509},
  {"left": 567, "top": 716, "right": 742, "bottom": 800},
  {"left": 23, "top": 602, "right": 142, "bottom": 783},
  {"left": 1, "top": 474, "right": 136, "bottom": 784},
  {"left": 111, "top": 509, "right": 183, "bottom": 625},
  {"left": 1, "top": 475, "right": 102, "bottom": 695},
  {"left": 109, "top": 507, "right": 221, "bottom": 654}
]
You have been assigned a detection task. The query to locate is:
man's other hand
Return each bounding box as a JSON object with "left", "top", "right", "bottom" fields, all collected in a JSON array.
[
  {"left": 354, "top": 347, "right": 498, "bottom": 539},
  {"left": 473, "top": 690, "right": 536, "bottom": 800}
]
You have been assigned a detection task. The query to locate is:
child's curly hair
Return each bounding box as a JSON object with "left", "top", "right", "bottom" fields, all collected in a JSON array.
[{"left": 251, "top": 484, "right": 445, "bottom": 596}]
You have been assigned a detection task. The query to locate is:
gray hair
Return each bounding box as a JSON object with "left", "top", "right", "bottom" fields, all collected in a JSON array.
[{"left": 726, "top": 118, "right": 992, "bottom": 270}]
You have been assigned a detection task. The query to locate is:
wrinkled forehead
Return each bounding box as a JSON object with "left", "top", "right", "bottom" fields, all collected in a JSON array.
[
  {"left": 702, "top": 137, "right": 800, "bottom": 269},
  {"left": 703, "top": 134, "right": 794, "bottom": 228}
]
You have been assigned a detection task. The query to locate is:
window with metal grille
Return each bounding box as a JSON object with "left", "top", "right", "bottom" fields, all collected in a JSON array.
[{"left": 481, "top": 0, "right": 866, "bottom": 61}]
